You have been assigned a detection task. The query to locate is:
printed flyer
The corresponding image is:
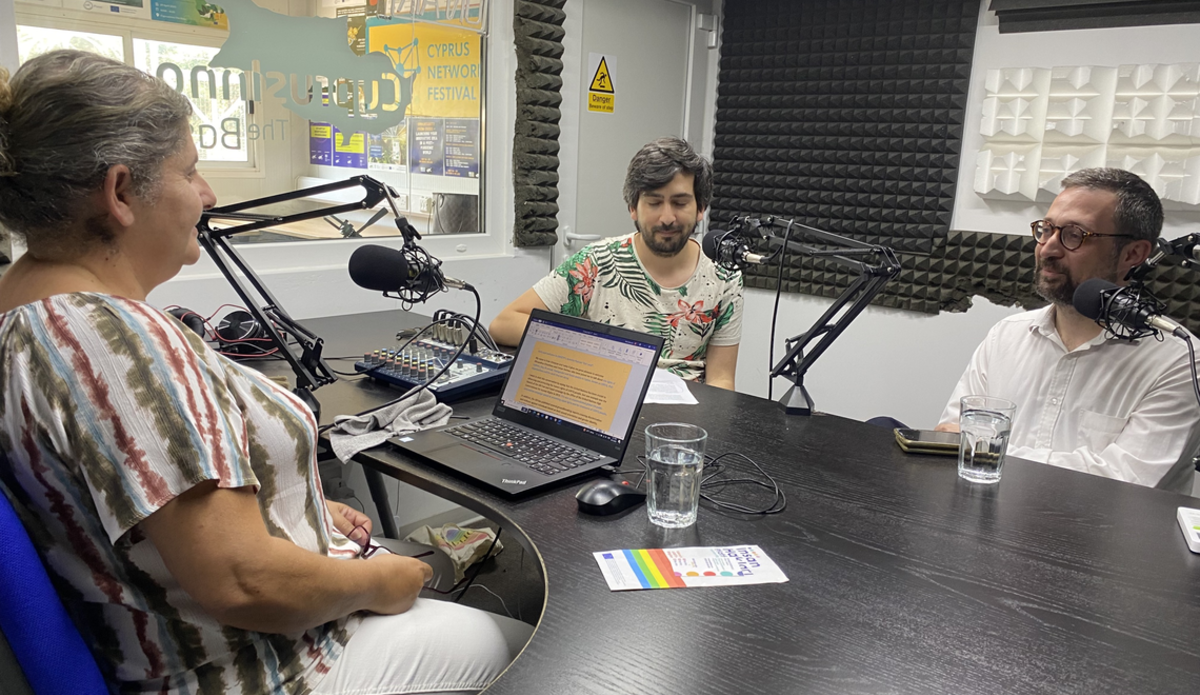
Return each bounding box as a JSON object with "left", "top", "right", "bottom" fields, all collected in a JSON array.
[{"left": 593, "top": 545, "right": 788, "bottom": 591}]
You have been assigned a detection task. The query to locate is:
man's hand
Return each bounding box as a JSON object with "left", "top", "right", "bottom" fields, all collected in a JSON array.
[
  {"left": 935, "top": 422, "right": 960, "bottom": 433},
  {"left": 327, "top": 499, "right": 371, "bottom": 545},
  {"left": 489, "top": 288, "right": 550, "bottom": 346}
]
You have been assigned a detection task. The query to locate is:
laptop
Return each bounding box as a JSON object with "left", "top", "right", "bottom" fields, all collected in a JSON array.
[{"left": 388, "top": 309, "right": 664, "bottom": 496}]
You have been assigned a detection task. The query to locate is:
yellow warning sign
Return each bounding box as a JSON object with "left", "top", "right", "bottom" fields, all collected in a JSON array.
[
  {"left": 589, "top": 57, "right": 614, "bottom": 93},
  {"left": 588, "top": 92, "right": 614, "bottom": 113}
]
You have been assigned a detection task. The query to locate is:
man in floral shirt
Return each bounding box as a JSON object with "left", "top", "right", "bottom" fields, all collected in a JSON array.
[{"left": 490, "top": 137, "right": 743, "bottom": 389}]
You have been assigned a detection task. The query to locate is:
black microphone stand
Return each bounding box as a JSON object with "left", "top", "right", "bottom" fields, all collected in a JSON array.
[
  {"left": 736, "top": 216, "right": 901, "bottom": 415},
  {"left": 198, "top": 175, "right": 403, "bottom": 416},
  {"left": 1126, "top": 233, "right": 1200, "bottom": 285}
]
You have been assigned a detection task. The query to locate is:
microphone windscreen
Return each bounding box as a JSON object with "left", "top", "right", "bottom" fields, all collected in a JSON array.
[
  {"left": 349, "top": 244, "right": 407, "bottom": 292},
  {"left": 701, "top": 230, "right": 725, "bottom": 261},
  {"left": 1072, "top": 277, "right": 1118, "bottom": 320}
]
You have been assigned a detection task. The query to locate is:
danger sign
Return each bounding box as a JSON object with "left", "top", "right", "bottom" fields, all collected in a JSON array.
[{"left": 587, "top": 53, "right": 615, "bottom": 113}]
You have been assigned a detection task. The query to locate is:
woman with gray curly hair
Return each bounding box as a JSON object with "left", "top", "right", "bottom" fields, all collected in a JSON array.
[{"left": 0, "top": 50, "right": 529, "bottom": 695}]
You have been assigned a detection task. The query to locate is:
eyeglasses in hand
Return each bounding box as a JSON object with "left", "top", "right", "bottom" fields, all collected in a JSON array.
[
  {"left": 1030, "top": 219, "right": 1134, "bottom": 251},
  {"left": 352, "top": 525, "right": 384, "bottom": 558},
  {"left": 351, "top": 525, "right": 434, "bottom": 562}
]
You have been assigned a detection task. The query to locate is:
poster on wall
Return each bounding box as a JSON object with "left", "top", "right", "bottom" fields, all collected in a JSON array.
[
  {"left": 332, "top": 127, "right": 368, "bottom": 169},
  {"left": 309, "top": 122, "right": 333, "bottom": 166},
  {"left": 71, "top": 0, "right": 144, "bottom": 16},
  {"left": 337, "top": 6, "right": 368, "bottom": 56},
  {"left": 410, "top": 118, "right": 444, "bottom": 175},
  {"left": 443, "top": 119, "right": 479, "bottom": 178},
  {"left": 367, "top": 122, "right": 408, "bottom": 172},
  {"left": 366, "top": 19, "right": 481, "bottom": 120},
  {"left": 150, "top": 0, "right": 229, "bottom": 29}
]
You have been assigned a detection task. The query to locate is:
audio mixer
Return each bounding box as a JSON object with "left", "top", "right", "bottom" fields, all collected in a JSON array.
[{"left": 354, "top": 338, "right": 514, "bottom": 403}]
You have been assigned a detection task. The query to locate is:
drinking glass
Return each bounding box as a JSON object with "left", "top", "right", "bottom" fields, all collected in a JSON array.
[
  {"left": 957, "top": 396, "right": 1016, "bottom": 484},
  {"left": 645, "top": 422, "right": 706, "bottom": 528}
]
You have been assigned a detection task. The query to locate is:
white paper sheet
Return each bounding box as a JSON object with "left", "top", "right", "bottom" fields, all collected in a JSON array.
[{"left": 644, "top": 368, "right": 699, "bottom": 405}]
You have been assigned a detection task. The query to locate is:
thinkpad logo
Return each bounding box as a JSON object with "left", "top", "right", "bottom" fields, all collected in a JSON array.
[{"left": 502, "top": 478, "right": 527, "bottom": 486}]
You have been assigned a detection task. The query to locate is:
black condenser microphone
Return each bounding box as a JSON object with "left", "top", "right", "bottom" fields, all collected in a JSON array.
[
  {"left": 348, "top": 244, "right": 471, "bottom": 302},
  {"left": 701, "top": 229, "right": 767, "bottom": 271},
  {"left": 349, "top": 244, "right": 409, "bottom": 292},
  {"left": 1073, "top": 278, "right": 1186, "bottom": 339}
]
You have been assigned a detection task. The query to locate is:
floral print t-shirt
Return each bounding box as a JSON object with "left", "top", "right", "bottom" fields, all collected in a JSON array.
[{"left": 533, "top": 233, "right": 743, "bottom": 381}]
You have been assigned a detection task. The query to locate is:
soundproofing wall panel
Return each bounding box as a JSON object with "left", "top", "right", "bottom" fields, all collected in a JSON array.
[
  {"left": 976, "top": 63, "right": 1200, "bottom": 210},
  {"left": 512, "top": 0, "right": 566, "bottom": 247},
  {"left": 712, "top": 0, "right": 992, "bottom": 314},
  {"left": 990, "top": 0, "right": 1200, "bottom": 33}
]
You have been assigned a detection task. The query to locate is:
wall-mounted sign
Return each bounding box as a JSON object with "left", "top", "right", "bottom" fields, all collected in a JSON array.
[
  {"left": 309, "top": 122, "right": 333, "bottom": 165},
  {"left": 151, "top": 0, "right": 228, "bottom": 29},
  {"left": 444, "top": 118, "right": 479, "bottom": 178},
  {"left": 73, "top": 0, "right": 143, "bottom": 15},
  {"left": 367, "top": 19, "right": 481, "bottom": 119},
  {"left": 587, "top": 52, "right": 615, "bottom": 114},
  {"left": 410, "top": 118, "right": 445, "bottom": 175},
  {"left": 332, "top": 127, "right": 368, "bottom": 168}
]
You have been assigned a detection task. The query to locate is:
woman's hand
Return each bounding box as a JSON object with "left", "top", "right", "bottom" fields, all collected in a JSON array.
[
  {"left": 327, "top": 499, "right": 371, "bottom": 545},
  {"left": 364, "top": 555, "right": 435, "bottom": 615}
]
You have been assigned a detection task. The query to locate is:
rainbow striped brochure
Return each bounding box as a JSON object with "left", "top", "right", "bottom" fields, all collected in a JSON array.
[{"left": 593, "top": 545, "right": 788, "bottom": 591}]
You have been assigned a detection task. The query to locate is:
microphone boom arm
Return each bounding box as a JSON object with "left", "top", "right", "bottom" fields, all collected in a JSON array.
[
  {"left": 197, "top": 176, "right": 403, "bottom": 413},
  {"left": 737, "top": 216, "right": 901, "bottom": 415}
]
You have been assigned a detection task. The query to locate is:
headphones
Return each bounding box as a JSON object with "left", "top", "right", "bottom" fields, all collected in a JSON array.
[
  {"left": 166, "top": 306, "right": 274, "bottom": 356},
  {"left": 166, "top": 307, "right": 207, "bottom": 337},
  {"left": 214, "top": 310, "right": 272, "bottom": 355}
]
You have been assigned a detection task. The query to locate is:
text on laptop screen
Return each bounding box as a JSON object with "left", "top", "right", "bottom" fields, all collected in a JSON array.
[{"left": 499, "top": 316, "right": 658, "bottom": 442}]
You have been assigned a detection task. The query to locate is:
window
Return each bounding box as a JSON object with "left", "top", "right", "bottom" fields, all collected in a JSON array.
[
  {"left": 133, "top": 39, "right": 250, "bottom": 164},
  {"left": 16, "top": 25, "right": 123, "bottom": 64},
  {"left": 15, "top": 21, "right": 252, "bottom": 168},
  {"left": 9, "top": 0, "right": 499, "bottom": 256}
]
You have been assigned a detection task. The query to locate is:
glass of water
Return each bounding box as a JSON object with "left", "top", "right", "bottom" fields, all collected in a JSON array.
[
  {"left": 645, "top": 422, "right": 707, "bottom": 528},
  {"left": 957, "top": 396, "right": 1016, "bottom": 484}
]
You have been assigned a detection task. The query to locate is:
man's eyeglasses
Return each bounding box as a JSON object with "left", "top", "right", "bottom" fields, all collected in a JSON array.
[{"left": 1030, "top": 220, "right": 1133, "bottom": 251}]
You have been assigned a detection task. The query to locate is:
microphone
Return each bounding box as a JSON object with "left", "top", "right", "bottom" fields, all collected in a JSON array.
[
  {"left": 349, "top": 244, "right": 471, "bottom": 301},
  {"left": 349, "top": 244, "right": 407, "bottom": 292},
  {"left": 701, "top": 229, "right": 767, "bottom": 271},
  {"left": 1072, "top": 278, "right": 1186, "bottom": 339}
]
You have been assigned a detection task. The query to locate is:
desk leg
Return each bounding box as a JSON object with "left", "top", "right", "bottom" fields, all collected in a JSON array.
[{"left": 363, "top": 466, "right": 400, "bottom": 539}]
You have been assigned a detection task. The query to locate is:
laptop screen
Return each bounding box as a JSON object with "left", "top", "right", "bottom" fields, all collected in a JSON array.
[{"left": 497, "top": 313, "right": 660, "bottom": 445}]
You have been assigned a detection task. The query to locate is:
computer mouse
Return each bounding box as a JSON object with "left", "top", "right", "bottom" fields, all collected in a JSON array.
[{"left": 576, "top": 478, "right": 647, "bottom": 516}]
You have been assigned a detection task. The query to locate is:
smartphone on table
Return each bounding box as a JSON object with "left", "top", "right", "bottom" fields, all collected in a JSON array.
[{"left": 894, "top": 428, "right": 960, "bottom": 456}]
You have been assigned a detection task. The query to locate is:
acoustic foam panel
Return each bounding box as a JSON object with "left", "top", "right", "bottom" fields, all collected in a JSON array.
[
  {"left": 712, "top": 0, "right": 991, "bottom": 314},
  {"left": 512, "top": 0, "right": 566, "bottom": 247}
]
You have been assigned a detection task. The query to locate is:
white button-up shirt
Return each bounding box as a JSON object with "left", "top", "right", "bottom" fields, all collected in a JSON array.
[{"left": 939, "top": 306, "right": 1199, "bottom": 492}]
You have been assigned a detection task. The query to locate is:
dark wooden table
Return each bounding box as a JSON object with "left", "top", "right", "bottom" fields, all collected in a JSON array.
[{"left": 288, "top": 310, "right": 1200, "bottom": 695}]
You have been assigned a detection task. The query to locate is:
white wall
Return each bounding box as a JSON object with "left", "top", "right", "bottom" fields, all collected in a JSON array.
[
  {"left": 735, "top": 290, "right": 1020, "bottom": 427},
  {"left": 0, "top": 0, "right": 17, "bottom": 70}
]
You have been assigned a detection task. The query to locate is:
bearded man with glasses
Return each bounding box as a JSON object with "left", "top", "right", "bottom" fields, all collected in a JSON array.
[{"left": 935, "top": 168, "right": 1200, "bottom": 493}]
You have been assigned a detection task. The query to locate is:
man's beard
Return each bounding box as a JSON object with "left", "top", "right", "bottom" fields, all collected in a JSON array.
[
  {"left": 636, "top": 219, "right": 695, "bottom": 257},
  {"left": 1034, "top": 258, "right": 1118, "bottom": 306}
]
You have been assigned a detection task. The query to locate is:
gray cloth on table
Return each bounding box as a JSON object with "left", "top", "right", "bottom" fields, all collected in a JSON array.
[{"left": 329, "top": 387, "right": 452, "bottom": 462}]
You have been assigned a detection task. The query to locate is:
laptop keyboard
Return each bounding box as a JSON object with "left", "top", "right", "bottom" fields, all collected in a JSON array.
[{"left": 446, "top": 419, "right": 604, "bottom": 475}]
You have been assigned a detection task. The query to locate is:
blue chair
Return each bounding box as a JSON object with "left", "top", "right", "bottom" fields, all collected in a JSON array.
[{"left": 0, "top": 480, "right": 108, "bottom": 695}]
